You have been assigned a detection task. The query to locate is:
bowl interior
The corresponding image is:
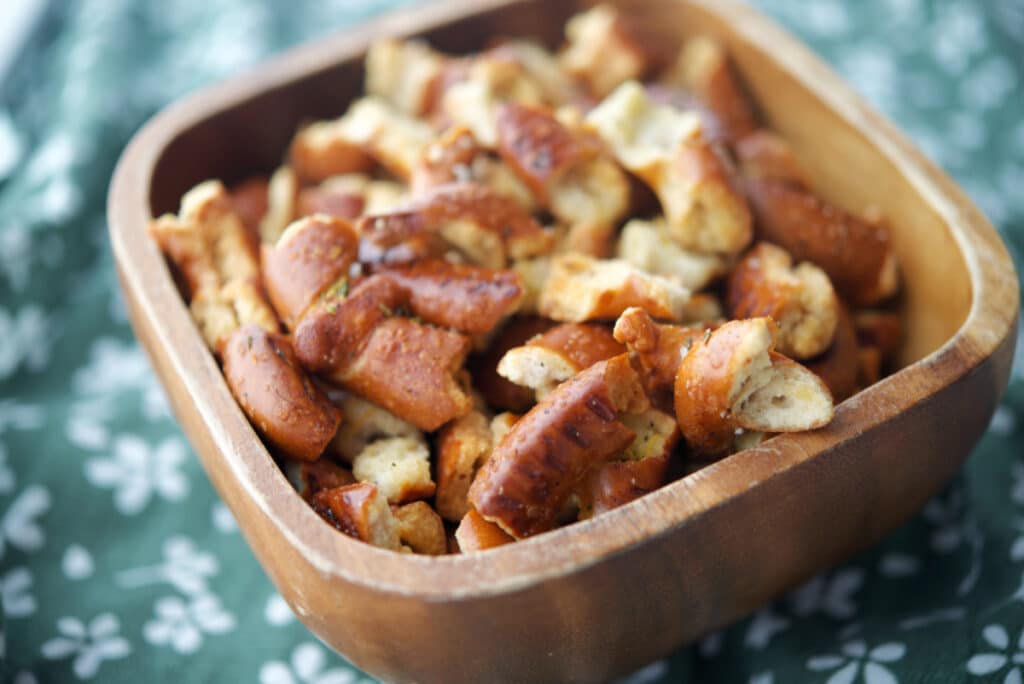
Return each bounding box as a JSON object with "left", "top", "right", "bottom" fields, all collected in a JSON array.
[{"left": 148, "top": 0, "right": 971, "bottom": 372}]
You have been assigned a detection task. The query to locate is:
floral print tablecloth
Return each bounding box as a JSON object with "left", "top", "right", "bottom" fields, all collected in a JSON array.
[{"left": 1, "top": 0, "right": 1022, "bottom": 682}]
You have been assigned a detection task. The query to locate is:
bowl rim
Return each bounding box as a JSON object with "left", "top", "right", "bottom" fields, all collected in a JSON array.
[{"left": 108, "top": 0, "right": 1019, "bottom": 600}]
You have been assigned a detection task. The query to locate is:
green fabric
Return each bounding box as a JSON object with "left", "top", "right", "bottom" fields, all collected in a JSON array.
[{"left": 1, "top": 0, "right": 1021, "bottom": 681}]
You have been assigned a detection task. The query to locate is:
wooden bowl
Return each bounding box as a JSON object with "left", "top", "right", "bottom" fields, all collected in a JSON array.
[{"left": 107, "top": 0, "right": 1019, "bottom": 681}]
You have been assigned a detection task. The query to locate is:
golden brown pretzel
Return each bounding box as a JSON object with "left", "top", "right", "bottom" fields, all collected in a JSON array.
[
  {"left": 576, "top": 409, "right": 679, "bottom": 518},
  {"left": 586, "top": 82, "right": 752, "bottom": 254},
  {"left": 222, "top": 324, "right": 340, "bottom": 462},
  {"left": 359, "top": 182, "right": 554, "bottom": 269},
  {"left": 734, "top": 129, "right": 811, "bottom": 186},
  {"left": 805, "top": 304, "right": 860, "bottom": 403},
  {"left": 726, "top": 242, "right": 839, "bottom": 359},
  {"left": 260, "top": 215, "right": 359, "bottom": 330},
  {"left": 310, "top": 482, "right": 401, "bottom": 550},
  {"left": 495, "top": 102, "right": 629, "bottom": 231},
  {"left": 377, "top": 259, "right": 523, "bottom": 335},
  {"left": 293, "top": 275, "right": 473, "bottom": 431},
  {"left": 468, "top": 316, "right": 556, "bottom": 412},
  {"left": 612, "top": 307, "right": 714, "bottom": 408},
  {"left": 149, "top": 180, "right": 278, "bottom": 352},
  {"left": 365, "top": 38, "right": 448, "bottom": 117},
  {"left": 295, "top": 184, "right": 365, "bottom": 222},
  {"left": 352, "top": 436, "right": 435, "bottom": 504},
  {"left": 338, "top": 318, "right": 472, "bottom": 431},
  {"left": 673, "top": 318, "right": 833, "bottom": 456},
  {"left": 411, "top": 126, "right": 536, "bottom": 211},
  {"left": 559, "top": 5, "right": 651, "bottom": 97},
  {"left": 616, "top": 217, "right": 732, "bottom": 291},
  {"left": 497, "top": 322, "right": 625, "bottom": 399},
  {"left": 663, "top": 36, "right": 758, "bottom": 142},
  {"left": 327, "top": 392, "right": 422, "bottom": 464},
  {"left": 435, "top": 410, "right": 494, "bottom": 522},
  {"left": 487, "top": 40, "right": 584, "bottom": 107},
  {"left": 439, "top": 54, "right": 547, "bottom": 147},
  {"left": 229, "top": 177, "right": 269, "bottom": 245},
  {"left": 288, "top": 121, "right": 374, "bottom": 185},
  {"left": 292, "top": 274, "right": 407, "bottom": 373},
  {"left": 539, "top": 253, "right": 690, "bottom": 323},
  {"left": 455, "top": 509, "right": 514, "bottom": 552},
  {"left": 743, "top": 180, "right": 898, "bottom": 307},
  {"left": 468, "top": 354, "right": 649, "bottom": 537},
  {"left": 299, "top": 459, "right": 356, "bottom": 499},
  {"left": 392, "top": 501, "right": 447, "bottom": 555}
]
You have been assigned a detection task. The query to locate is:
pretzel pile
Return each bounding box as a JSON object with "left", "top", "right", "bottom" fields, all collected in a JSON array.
[{"left": 150, "top": 5, "right": 901, "bottom": 554}]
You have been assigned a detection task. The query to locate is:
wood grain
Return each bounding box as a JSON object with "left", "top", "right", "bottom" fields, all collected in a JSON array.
[{"left": 107, "top": 0, "right": 1019, "bottom": 682}]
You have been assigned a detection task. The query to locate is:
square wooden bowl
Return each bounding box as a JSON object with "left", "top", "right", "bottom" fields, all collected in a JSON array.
[{"left": 107, "top": 0, "right": 1019, "bottom": 681}]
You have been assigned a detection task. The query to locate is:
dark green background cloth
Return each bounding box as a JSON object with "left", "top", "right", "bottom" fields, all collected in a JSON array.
[{"left": 1, "top": 0, "right": 1022, "bottom": 681}]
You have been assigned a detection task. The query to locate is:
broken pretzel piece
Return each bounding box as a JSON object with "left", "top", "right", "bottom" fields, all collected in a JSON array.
[
  {"left": 295, "top": 176, "right": 367, "bottom": 222},
  {"left": 468, "top": 354, "right": 649, "bottom": 538},
  {"left": 733, "top": 129, "right": 811, "bottom": 187},
  {"left": 662, "top": 36, "right": 759, "bottom": 142},
  {"left": 487, "top": 40, "right": 584, "bottom": 107},
  {"left": 149, "top": 180, "right": 278, "bottom": 352},
  {"left": 293, "top": 275, "right": 473, "bottom": 431},
  {"left": 727, "top": 242, "right": 839, "bottom": 359},
  {"left": 497, "top": 322, "right": 625, "bottom": 400},
  {"left": 559, "top": 4, "right": 650, "bottom": 98},
  {"left": 359, "top": 182, "right": 554, "bottom": 269},
  {"left": 352, "top": 436, "right": 435, "bottom": 504},
  {"left": 229, "top": 177, "right": 269, "bottom": 245},
  {"left": 673, "top": 317, "right": 834, "bottom": 457},
  {"left": 612, "top": 307, "right": 714, "bottom": 408},
  {"left": 339, "top": 317, "right": 472, "bottom": 431},
  {"left": 310, "top": 482, "right": 402, "bottom": 550},
  {"left": 441, "top": 55, "right": 546, "bottom": 147},
  {"left": 377, "top": 259, "right": 523, "bottom": 335},
  {"left": 587, "top": 82, "right": 752, "bottom": 254},
  {"left": 392, "top": 501, "right": 447, "bottom": 555},
  {"left": 435, "top": 409, "right": 494, "bottom": 522},
  {"left": 365, "top": 38, "right": 448, "bottom": 117},
  {"left": 257, "top": 166, "right": 301, "bottom": 244},
  {"left": 577, "top": 409, "right": 679, "bottom": 519},
  {"left": 411, "top": 126, "right": 536, "bottom": 211},
  {"left": 616, "top": 217, "right": 731, "bottom": 291},
  {"left": 468, "top": 316, "right": 555, "bottom": 412},
  {"left": 328, "top": 392, "right": 423, "bottom": 464},
  {"left": 455, "top": 509, "right": 514, "bottom": 552},
  {"left": 261, "top": 215, "right": 359, "bottom": 330},
  {"left": 330, "top": 96, "right": 436, "bottom": 181},
  {"left": 496, "top": 102, "right": 629, "bottom": 230},
  {"left": 222, "top": 324, "right": 340, "bottom": 462},
  {"left": 300, "top": 459, "right": 356, "bottom": 499},
  {"left": 288, "top": 120, "right": 373, "bottom": 186},
  {"left": 805, "top": 304, "right": 860, "bottom": 403},
  {"left": 539, "top": 253, "right": 690, "bottom": 323}
]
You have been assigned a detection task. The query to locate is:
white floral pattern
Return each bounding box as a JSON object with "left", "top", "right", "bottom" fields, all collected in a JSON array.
[
  {"left": 40, "top": 614, "right": 132, "bottom": 680},
  {"left": 0, "top": 306, "right": 51, "bottom": 380},
  {"left": 260, "top": 643, "right": 359, "bottom": 684},
  {"left": 117, "top": 535, "right": 218, "bottom": 595},
  {"left": 807, "top": 641, "right": 906, "bottom": 684},
  {"left": 84, "top": 435, "right": 188, "bottom": 514},
  {"left": 1, "top": 484, "right": 51, "bottom": 559},
  {"left": 62, "top": 544, "right": 95, "bottom": 581},
  {"left": 1, "top": 566, "right": 36, "bottom": 618},
  {"left": 265, "top": 593, "right": 296, "bottom": 626},
  {"left": 143, "top": 594, "right": 236, "bottom": 653},
  {"left": 967, "top": 624, "right": 1024, "bottom": 682}
]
